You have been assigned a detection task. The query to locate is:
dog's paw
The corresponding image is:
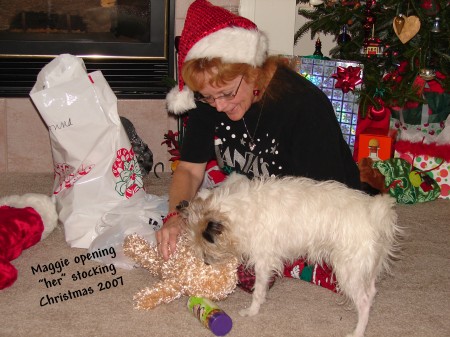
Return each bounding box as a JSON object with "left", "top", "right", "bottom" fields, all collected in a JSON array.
[
  {"left": 239, "top": 308, "right": 253, "bottom": 317},
  {"left": 239, "top": 305, "right": 260, "bottom": 317},
  {"left": 345, "top": 332, "right": 363, "bottom": 337}
]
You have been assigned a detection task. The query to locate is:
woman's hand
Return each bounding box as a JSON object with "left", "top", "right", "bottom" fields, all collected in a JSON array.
[
  {"left": 156, "top": 214, "right": 183, "bottom": 261},
  {"left": 156, "top": 160, "right": 207, "bottom": 260}
]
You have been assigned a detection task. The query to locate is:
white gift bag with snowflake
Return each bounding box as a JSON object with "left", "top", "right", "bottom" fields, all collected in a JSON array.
[{"left": 30, "top": 54, "right": 147, "bottom": 248}]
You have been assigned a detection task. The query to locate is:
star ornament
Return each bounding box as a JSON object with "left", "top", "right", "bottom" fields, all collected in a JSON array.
[{"left": 331, "top": 66, "right": 363, "bottom": 93}]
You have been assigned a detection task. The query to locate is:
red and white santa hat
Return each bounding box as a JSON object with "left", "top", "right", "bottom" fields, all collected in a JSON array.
[{"left": 166, "top": 0, "right": 268, "bottom": 114}]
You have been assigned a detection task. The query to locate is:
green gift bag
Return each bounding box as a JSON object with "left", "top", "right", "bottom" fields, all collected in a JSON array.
[{"left": 373, "top": 158, "right": 441, "bottom": 204}]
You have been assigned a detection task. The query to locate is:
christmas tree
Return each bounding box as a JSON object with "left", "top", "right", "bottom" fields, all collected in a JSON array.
[{"left": 295, "top": 0, "right": 449, "bottom": 119}]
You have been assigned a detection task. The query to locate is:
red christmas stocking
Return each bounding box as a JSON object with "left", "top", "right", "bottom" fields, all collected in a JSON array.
[
  {"left": 283, "top": 259, "right": 337, "bottom": 292},
  {"left": 237, "top": 258, "right": 337, "bottom": 293}
]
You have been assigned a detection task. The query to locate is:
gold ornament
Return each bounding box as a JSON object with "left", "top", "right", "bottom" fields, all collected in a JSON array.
[
  {"left": 393, "top": 15, "right": 405, "bottom": 34},
  {"left": 419, "top": 68, "right": 436, "bottom": 81},
  {"left": 393, "top": 16, "right": 421, "bottom": 44}
]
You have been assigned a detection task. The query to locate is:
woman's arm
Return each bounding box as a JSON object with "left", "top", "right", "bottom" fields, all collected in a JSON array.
[{"left": 156, "top": 160, "right": 207, "bottom": 260}]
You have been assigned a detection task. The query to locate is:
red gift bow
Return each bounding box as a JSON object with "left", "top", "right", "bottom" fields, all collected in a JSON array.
[{"left": 331, "top": 66, "right": 363, "bottom": 93}]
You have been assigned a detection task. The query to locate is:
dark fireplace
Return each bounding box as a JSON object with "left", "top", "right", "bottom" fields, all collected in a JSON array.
[{"left": 0, "top": 0, "right": 175, "bottom": 98}]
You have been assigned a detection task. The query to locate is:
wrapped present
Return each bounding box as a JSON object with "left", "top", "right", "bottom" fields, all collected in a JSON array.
[
  {"left": 297, "top": 57, "right": 363, "bottom": 154},
  {"left": 394, "top": 151, "right": 449, "bottom": 200},
  {"left": 374, "top": 157, "right": 441, "bottom": 204},
  {"left": 358, "top": 128, "right": 397, "bottom": 162},
  {"left": 393, "top": 113, "right": 450, "bottom": 200},
  {"left": 390, "top": 74, "right": 450, "bottom": 136}
]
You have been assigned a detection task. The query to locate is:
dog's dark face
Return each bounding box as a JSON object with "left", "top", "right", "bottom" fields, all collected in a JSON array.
[
  {"left": 178, "top": 196, "right": 238, "bottom": 265},
  {"left": 201, "top": 221, "right": 224, "bottom": 245}
]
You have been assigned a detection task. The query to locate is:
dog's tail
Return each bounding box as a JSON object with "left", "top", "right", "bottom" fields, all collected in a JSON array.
[{"left": 370, "top": 194, "right": 402, "bottom": 275}]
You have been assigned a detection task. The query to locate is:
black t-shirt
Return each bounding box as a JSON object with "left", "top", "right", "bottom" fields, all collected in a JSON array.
[{"left": 180, "top": 65, "right": 361, "bottom": 190}]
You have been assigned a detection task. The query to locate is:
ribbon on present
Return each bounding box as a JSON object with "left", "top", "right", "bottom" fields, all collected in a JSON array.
[{"left": 331, "top": 65, "right": 363, "bottom": 93}]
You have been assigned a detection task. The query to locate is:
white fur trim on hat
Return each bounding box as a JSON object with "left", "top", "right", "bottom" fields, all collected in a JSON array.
[
  {"left": 0, "top": 193, "right": 58, "bottom": 240},
  {"left": 167, "top": 27, "right": 268, "bottom": 114},
  {"left": 185, "top": 27, "right": 268, "bottom": 66},
  {"left": 166, "top": 86, "right": 197, "bottom": 115}
]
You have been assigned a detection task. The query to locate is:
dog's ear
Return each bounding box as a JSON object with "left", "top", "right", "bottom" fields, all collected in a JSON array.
[
  {"left": 202, "top": 221, "right": 224, "bottom": 243},
  {"left": 176, "top": 200, "right": 189, "bottom": 210},
  {"left": 175, "top": 200, "right": 189, "bottom": 220}
]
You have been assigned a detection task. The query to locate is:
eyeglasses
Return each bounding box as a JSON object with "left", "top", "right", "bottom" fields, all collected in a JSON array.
[{"left": 194, "top": 76, "right": 244, "bottom": 104}]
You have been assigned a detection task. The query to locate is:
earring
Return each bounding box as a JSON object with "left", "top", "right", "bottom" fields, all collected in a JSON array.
[{"left": 253, "top": 89, "right": 260, "bottom": 96}]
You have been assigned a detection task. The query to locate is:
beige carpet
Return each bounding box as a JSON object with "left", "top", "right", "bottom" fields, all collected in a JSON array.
[{"left": 0, "top": 173, "right": 449, "bottom": 337}]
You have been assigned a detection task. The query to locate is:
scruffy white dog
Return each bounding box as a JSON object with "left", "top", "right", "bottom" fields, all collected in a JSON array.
[{"left": 179, "top": 173, "right": 400, "bottom": 337}]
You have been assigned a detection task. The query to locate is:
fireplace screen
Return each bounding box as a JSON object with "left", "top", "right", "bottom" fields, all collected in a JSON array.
[{"left": 0, "top": 0, "right": 175, "bottom": 98}]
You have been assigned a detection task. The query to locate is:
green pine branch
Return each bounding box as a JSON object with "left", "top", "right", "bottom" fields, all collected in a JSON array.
[{"left": 295, "top": 0, "right": 449, "bottom": 118}]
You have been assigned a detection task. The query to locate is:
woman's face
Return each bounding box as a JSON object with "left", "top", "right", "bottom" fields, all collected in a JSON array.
[{"left": 197, "top": 72, "right": 256, "bottom": 121}]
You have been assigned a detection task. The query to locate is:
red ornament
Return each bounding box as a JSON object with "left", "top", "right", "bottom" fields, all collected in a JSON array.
[
  {"left": 366, "top": 16, "right": 375, "bottom": 25},
  {"left": 369, "top": 98, "right": 388, "bottom": 121},
  {"left": 420, "top": 0, "right": 441, "bottom": 16},
  {"left": 331, "top": 66, "right": 363, "bottom": 93},
  {"left": 341, "top": 0, "right": 357, "bottom": 6}
]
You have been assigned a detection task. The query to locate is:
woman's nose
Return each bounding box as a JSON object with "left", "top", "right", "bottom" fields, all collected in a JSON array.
[{"left": 213, "top": 99, "right": 227, "bottom": 112}]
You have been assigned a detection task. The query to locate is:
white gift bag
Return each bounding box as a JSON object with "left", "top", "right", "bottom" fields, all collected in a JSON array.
[
  {"left": 30, "top": 54, "right": 149, "bottom": 248},
  {"left": 88, "top": 193, "right": 168, "bottom": 269}
]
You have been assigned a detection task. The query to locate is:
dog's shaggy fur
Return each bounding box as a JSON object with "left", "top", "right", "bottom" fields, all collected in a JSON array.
[{"left": 179, "top": 173, "right": 401, "bottom": 337}]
